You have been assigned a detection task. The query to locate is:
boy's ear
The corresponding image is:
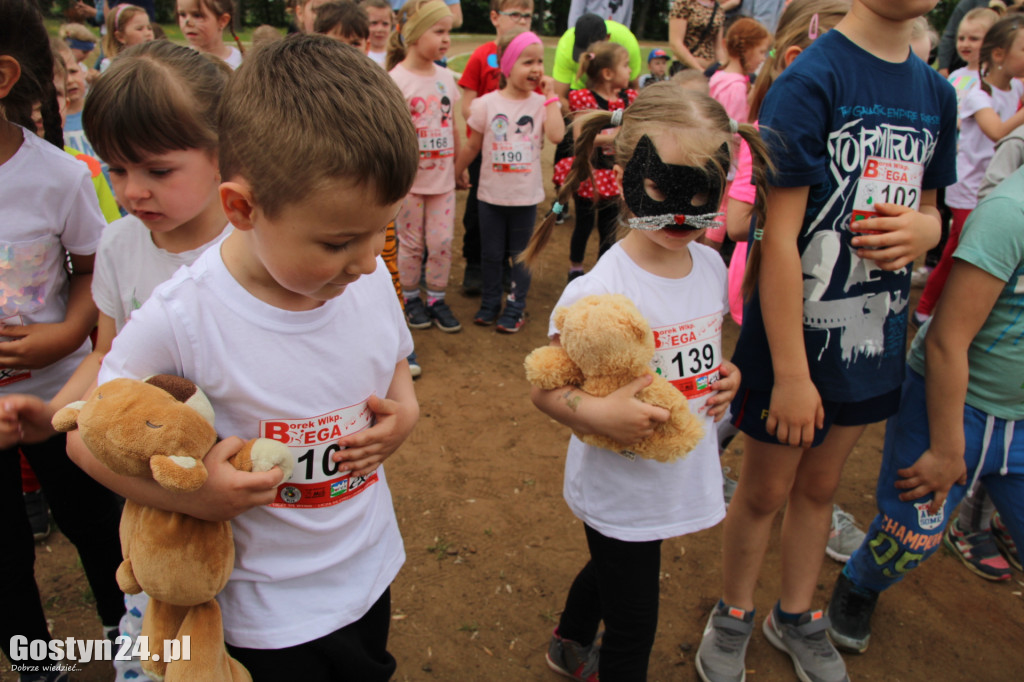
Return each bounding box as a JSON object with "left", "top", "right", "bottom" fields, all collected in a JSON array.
[
  {"left": 220, "top": 181, "right": 257, "bottom": 231},
  {"left": 0, "top": 56, "right": 22, "bottom": 100},
  {"left": 490, "top": 10, "right": 500, "bottom": 28}
]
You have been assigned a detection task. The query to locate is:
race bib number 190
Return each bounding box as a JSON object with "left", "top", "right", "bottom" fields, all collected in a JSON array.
[
  {"left": 261, "top": 402, "right": 377, "bottom": 509},
  {"left": 652, "top": 312, "right": 723, "bottom": 417},
  {"left": 491, "top": 141, "right": 532, "bottom": 172},
  {"left": 851, "top": 156, "right": 924, "bottom": 226}
]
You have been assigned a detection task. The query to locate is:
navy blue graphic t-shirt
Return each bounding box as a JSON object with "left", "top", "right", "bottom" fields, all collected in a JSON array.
[{"left": 733, "top": 29, "right": 957, "bottom": 402}]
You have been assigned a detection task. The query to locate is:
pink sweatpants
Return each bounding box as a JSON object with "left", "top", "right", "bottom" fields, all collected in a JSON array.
[{"left": 397, "top": 191, "right": 455, "bottom": 294}]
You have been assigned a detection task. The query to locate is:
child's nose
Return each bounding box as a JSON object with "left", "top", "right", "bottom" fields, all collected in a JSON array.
[{"left": 122, "top": 175, "right": 150, "bottom": 200}]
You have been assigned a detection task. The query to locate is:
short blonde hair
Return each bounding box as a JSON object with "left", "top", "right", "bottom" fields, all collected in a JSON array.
[{"left": 219, "top": 34, "right": 418, "bottom": 217}]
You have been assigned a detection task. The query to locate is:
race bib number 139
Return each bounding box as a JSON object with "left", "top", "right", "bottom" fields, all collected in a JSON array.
[
  {"left": 652, "top": 312, "right": 723, "bottom": 417},
  {"left": 261, "top": 402, "right": 377, "bottom": 509}
]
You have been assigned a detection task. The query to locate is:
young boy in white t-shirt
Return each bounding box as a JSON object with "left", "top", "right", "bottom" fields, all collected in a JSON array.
[{"left": 67, "top": 35, "right": 421, "bottom": 681}]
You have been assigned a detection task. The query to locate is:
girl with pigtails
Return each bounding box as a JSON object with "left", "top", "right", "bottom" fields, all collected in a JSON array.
[{"left": 524, "top": 81, "right": 773, "bottom": 681}]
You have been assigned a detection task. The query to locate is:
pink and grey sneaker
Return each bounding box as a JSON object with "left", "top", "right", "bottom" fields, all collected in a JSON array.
[
  {"left": 943, "top": 518, "right": 1012, "bottom": 581},
  {"left": 546, "top": 629, "right": 599, "bottom": 681},
  {"left": 991, "top": 512, "right": 1022, "bottom": 572}
]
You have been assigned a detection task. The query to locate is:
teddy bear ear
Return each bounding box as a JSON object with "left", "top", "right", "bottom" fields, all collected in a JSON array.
[
  {"left": 553, "top": 305, "right": 567, "bottom": 330},
  {"left": 143, "top": 374, "right": 216, "bottom": 427}
]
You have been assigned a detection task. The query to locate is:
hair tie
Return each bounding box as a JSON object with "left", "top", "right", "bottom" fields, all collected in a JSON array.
[
  {"left": 115, "top": 3, "right": 133, "bottom": 27},
  {"left": 588, "top": 52, "right": 595, "bottom": 59},
  {"left": 609, "top": 109, "right": 623, "bottom": 127},
  {"left": 753, "top": 227, "right": 764, "bottom": 241},
  {"left": 728, "top": 118, "right": 738, "bottom": 133},
  {"left": 551, "top": 201, "right": 566, "bottom": 215},
  {"left": 500, "top": 32, "right": 542, "bottom": 78},
  {"left": 808, "top": 13, "right": 820, "bottom": 40}
]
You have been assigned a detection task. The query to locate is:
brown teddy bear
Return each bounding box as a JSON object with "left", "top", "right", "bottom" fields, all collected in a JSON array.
[
  {"left": 53, "top": 374, "right": 293, "bottom": 682},
  {"left": 524, "top": 294, "right": 704, "bottom": 462}
]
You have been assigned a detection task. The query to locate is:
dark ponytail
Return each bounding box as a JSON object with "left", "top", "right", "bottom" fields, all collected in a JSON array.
[{"left": 0, "top": 0, "right": 64, "bottom": 148}]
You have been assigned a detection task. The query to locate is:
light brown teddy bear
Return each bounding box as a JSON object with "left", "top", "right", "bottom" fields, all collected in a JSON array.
[
  {"left": 524, "top": 294, "right": 704, "bottom": 461},
  {"left": 52, "top": 375, "right": 293, "bottom": 682}
]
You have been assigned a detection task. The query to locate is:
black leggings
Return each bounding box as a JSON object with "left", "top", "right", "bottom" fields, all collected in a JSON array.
[
  {"left": 557, "top": 524, "right": 662, "bottom": 682},
  {"left": 1, "top": 434, "right": 125, "bottom": 660},
  {"left": 570, "top": 196, "right": 619, "bottom": 265},
  {"left": 227, "top": 588, "right": 395, "bottom": 682}
]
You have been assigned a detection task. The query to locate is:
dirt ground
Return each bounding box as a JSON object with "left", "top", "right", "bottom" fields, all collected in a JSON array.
[{"left": 5, "top": 35, "right": 1024, "bottom": 682}]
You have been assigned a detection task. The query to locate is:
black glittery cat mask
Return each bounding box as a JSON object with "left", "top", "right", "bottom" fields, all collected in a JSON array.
[{"left": 621, "top": 135, "right": 728, "bottom": 231}]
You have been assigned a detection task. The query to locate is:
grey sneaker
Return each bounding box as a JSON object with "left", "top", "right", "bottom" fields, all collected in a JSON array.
[
  {"left": 696, "top": 603, "right": 754, "bottom": 682},
  {"left": 722, "top": 466, "right": 738, "bottom": 507},
  {"left": 545, "top": 629, "right": 599, "bottom": 681},
  {"left": 826, "top": 505, "right": 865, "bottom": 563},
  {"left": 763, "top": 607, "right": 849, "bottom": 682}
]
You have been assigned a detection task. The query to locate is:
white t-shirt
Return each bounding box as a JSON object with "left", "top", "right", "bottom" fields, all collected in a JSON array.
[
  {"left": 548, "top": 242, "right": 728, "bottom": 542},
  {"left": 945, "top": 80, "right": 1024, "bottom": 209},
  {"left": 92, "top": 215, "right": 232, "bottom": 332},
  {"left": 223, "top": 45, "right": 243, "bottom": 70},
  {"left": 98, "top": 243, "right": 412, "bottom": 648},
  {"left": 368, "top": 49, "right": 387, "bottom": 67},
  {"left": 0, "top": 127, "right": 104, "bottom": 399}
]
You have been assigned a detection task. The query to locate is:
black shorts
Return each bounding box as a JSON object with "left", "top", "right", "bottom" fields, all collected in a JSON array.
[{"left": 731, "top": 386, "right": 901, "bottom": 448}]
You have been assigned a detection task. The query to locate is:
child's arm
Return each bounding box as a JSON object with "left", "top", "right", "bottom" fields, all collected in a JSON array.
[
  {"left": 66, "top": 412, "right": 285, "bottom": 522},
  {"left": 530, "top": 339, "right": 670, "bottom": 446},
  {"left": 759, "top": 185, "right": 824, "bottom": 448},
  {"left": 894, "top": 261, "right": 1000, "bottom": 512},
  {"left": 707, "top": 360, "right": 741, "bottom": 422},
  {"left": 725, "top": 198, "right": 753, "bottom": 242},
  {"left": 850, "top": 190, "right": 942, "bottom": 270},
  {"left": 0, "top": 313, "right": 121, "bottom": 447},
  {"left": 454, "top": 128, "right": 483, "bottom": 188},
  {"left": 0, "top": 253, "right": 98, "bottom": 370},
  {"left": 973, "top": 104, "right": 1024, "bottom": 143},
  {"left": 333, "top": 359, "right": 419, "bottom": 477},
  {"left": 542, "top": 76, "right": 566, "bottom": 144},
  {"left": 460, "top": 87, "right": 477, "bottom": 122}
]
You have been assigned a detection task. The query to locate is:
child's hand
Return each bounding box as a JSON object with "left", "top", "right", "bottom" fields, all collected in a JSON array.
[
  {"left": 185, "top": 437, "right": 284, "bottom": 522},
  {"left": 590, "top": 375, "right": 671, "bottom": 446},
  {"left": 456, "top": 169, "right": 471, "bottom": 190},
  {"left": 0, "top": 394, "right": 56, "bottom": 448},
  {"left": 707, "top": 361, "right": 740, "bottom": 422},
  {"left": 767, "top": 376, "right": 824, "bottom": 448},
  {"left": 0, "top": 322, "right": 86, "bottom": 371},
  {"left": 895, "top": 446, "right": 968, "bottom": 515},
  {"left": 851, "top": 202, "right": 941, "bottom": 271},
  {"left": 540, "top": 75, "right": 556, "bottom": 98},
  {"left": 334, "top": 394, "right": 413, "bottom": 477}
]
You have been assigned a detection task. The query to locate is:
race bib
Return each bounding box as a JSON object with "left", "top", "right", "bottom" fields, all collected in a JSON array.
[
  {"left": 851, "top": 156, "right": 924, "bottom": 227},
  {"left": 491, "top": 141, "right": 533, "bottom": 173},
  {"left": 261, "top": 402, "right": 377, "bottom": 509},
  {"left": 652, "top": 312, "right": 723, "bottom": 417},
  {"left": 418, "top": 128, "right": 453, "bottom": 159},
  {"left": 0, "top": 315, "right": 30, "bottom": 387}
]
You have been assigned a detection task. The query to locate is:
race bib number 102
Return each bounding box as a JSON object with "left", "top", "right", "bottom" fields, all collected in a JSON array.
[
  {"left": 851, "top": 156, "right": 924, "bottom": 227},
  {"left": 261, "top": 402, "right": 377, "bottom": 509},
  {"left": 652, "top": 312, "right": 723, "bottom": 417}
]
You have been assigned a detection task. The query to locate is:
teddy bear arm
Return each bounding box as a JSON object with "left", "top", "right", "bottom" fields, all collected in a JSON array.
[
  {"left": 229, "top": 438, "right": 294, "bottom": 483},
  {"left": 151, "top": 455, "right": 209, "bottom": 492},
  {"left": 50, "top": 400, "right": 86, "bottom": 433},
  {"left": 116, "top": 558, "right": 142, "bottom": 595},
  {"left": 524, "top": 346, "right": 585, "bottom": 390}
]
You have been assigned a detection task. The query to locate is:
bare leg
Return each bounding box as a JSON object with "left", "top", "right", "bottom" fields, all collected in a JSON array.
[
  {"left": 721, "top": 438, "right": 804, "bottom": 610},
  {"left": 779, "top": 424, "right": 865, "bottom": 613}
]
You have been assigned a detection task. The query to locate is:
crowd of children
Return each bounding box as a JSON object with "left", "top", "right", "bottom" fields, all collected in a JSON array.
[{"left": 1, "top": 0, "right": 1023, "bottom": 681}]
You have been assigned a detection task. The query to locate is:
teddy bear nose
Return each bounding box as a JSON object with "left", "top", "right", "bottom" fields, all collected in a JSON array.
[{"left": 145, "top": 421, "right": 163, "bottom": 429}]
